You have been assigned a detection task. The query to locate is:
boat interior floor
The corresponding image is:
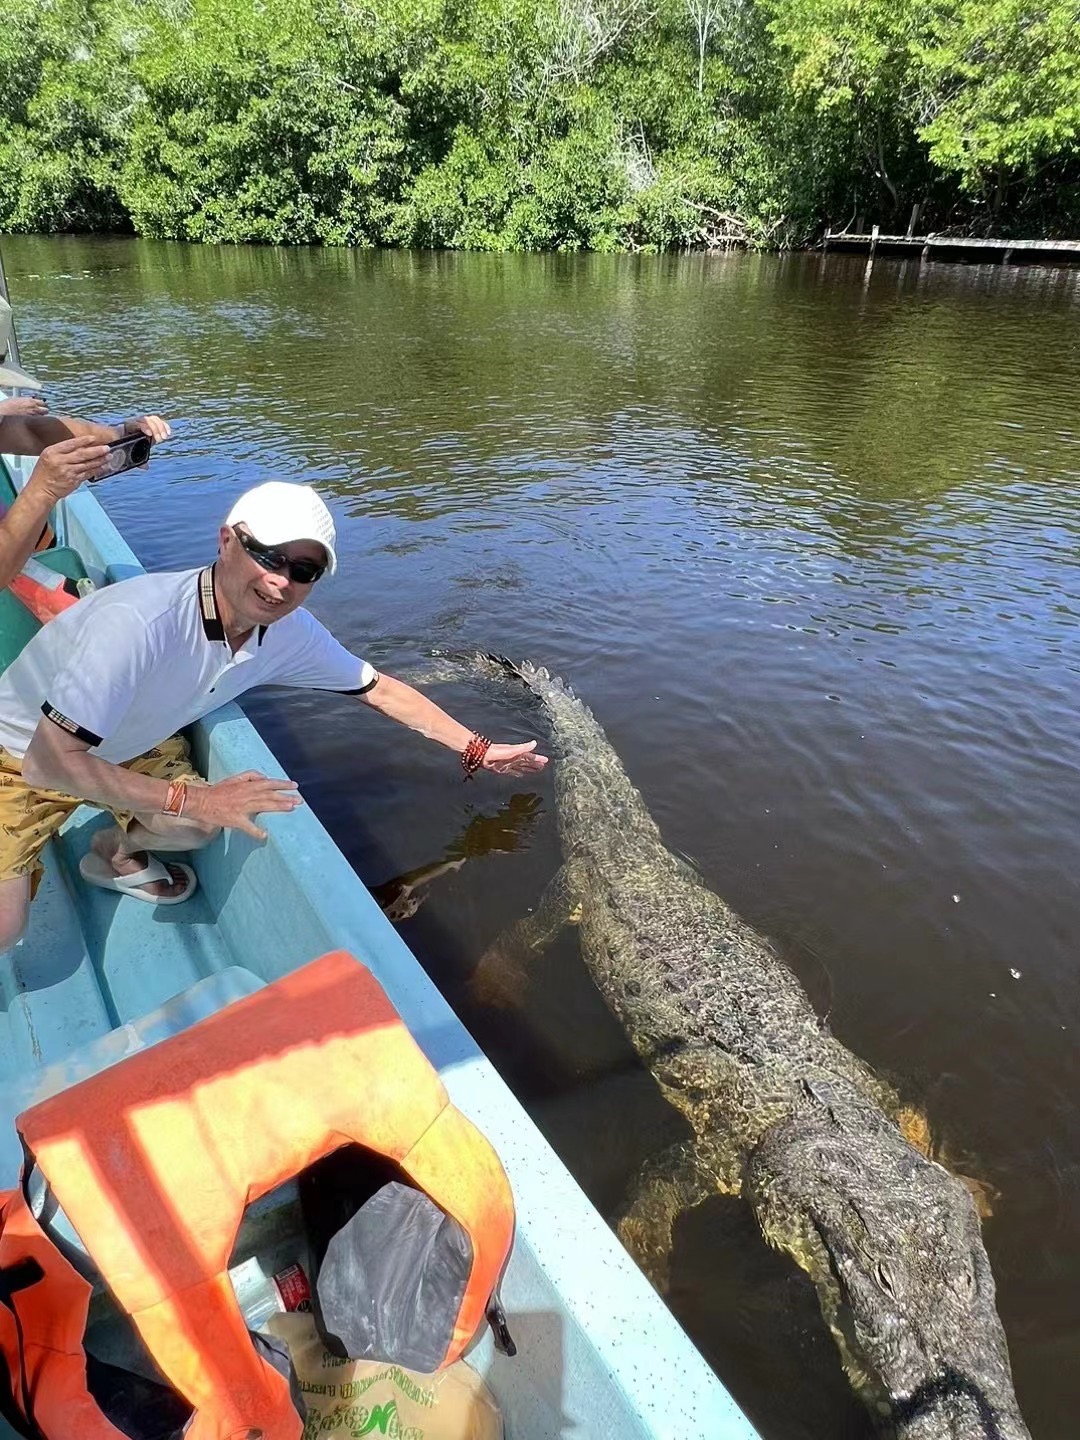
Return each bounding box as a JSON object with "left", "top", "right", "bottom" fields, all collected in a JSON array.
[{"left": 0, "top": 808, "right": 252, "bottom": 1189}]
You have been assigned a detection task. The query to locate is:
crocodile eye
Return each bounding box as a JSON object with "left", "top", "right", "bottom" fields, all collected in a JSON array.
[{"left": 876, "top": 1261, "right": 896, "bottom": 1296}]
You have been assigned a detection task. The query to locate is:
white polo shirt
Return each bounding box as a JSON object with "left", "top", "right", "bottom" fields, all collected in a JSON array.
[{"left": 0, "top": 566, "right": 377, "bottom": 763}]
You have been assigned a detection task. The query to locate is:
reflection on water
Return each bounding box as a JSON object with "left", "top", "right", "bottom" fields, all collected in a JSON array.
[
  {"left": 5, "top": 237, "right": 1080, "bottom": 1439},
  {"left": 371, "top": 793, "right": 543, "bottom": 920}
]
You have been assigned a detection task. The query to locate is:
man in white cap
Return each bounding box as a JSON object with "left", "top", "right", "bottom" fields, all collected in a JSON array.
[
  {"left": 0, "top": 481, "right": 547, "bottom": 950},
  {"left": 0, "top": 296, "right": 171, "bottom": 588}
]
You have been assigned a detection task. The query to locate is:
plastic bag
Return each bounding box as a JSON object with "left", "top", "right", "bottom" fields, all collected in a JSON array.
[
  {"left": 315, "top": 1181, "right": 471, "bottom": 1373},
  {"left": 266, "top": 1312, "right": 502, "bottom": 1440}
]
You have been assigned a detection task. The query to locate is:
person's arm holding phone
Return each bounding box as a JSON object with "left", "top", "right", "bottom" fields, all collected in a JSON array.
[
  {"left": 0, "top": 409, "right": 171, "bottom": 457},
  {"left": 0, "top": 437, "right": 112, "bottom": 588},
  {"left": 0, "top": 414, "right": 170, "bottom": 591}
]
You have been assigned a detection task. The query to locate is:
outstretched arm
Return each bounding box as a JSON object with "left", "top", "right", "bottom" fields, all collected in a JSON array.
[
  {"left": 0, "top": 410, "right": 171, "bottom": 457},
  {"left": 358, "top": 673, "right": 549, "bottom": 776}
]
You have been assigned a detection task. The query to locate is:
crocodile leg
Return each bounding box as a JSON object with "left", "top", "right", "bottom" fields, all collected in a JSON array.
[
  {"left": 470, "top": 857, "right": 587, "bottom": 1008},
  {"left": 617, "top": 1133, "right": 741, "bottom": 1293}
]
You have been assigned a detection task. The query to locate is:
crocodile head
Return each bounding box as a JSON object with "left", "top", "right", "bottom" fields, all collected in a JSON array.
[{"left": 746, "top": 1080, "right": 1029, "bottom": 1440}]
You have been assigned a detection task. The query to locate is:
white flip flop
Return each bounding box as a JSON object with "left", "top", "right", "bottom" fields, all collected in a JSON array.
[{"left": 78, "top": 851, "right": 197, "bottom": 906}]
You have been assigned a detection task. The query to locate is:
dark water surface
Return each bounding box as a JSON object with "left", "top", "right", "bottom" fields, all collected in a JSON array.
[{"left": 4, "top": 236, "right": 1079, "bottom": 1439}]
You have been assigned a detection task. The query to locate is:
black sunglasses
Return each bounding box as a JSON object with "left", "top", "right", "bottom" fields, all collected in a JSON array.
[{"left": 234, "top": 527, "right": 326, "bottom": 585}]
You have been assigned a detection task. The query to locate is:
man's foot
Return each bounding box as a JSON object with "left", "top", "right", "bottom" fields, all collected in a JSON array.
[{"left": 89, "top": 829, "right": 191, "bottom": 901}]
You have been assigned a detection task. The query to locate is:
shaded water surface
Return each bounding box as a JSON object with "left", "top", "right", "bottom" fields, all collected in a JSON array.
[{"left": 4, "top": 237, "right": 1079, "bottom": 1439}]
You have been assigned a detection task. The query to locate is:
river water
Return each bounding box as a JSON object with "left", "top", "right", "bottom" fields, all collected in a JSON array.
[{"left": 3, "top": 236, "right": 1079, "bottom": 1439}]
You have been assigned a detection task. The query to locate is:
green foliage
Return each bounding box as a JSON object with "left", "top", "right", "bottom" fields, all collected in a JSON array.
[
  {"left": 0, "top": 0, "right": 131, "bottom": 230},
  {"left": 765, "top": 0, "right": 1080, "bottom": 230},
  {"left": 918, "top": 0, "right": 1080, "bottom": 201},
  {"left": 1, "top": 0, "right": 1077, "bottom": 247}
]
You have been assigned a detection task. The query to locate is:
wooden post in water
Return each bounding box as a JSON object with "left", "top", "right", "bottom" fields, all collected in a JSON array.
[
  {"left": 906, "top": 203, "right": 921, "bottom": 238},
  {"left": 869, "top": 224, "right": 880, "bottom": 257}
]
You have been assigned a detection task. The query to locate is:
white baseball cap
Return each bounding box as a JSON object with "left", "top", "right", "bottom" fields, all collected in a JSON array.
[
  {"left": 0, "top": 297, "right": 42, "bottom": 392},
  {"left": 225, "top": 482, "right": 338, "bottom": 575}
]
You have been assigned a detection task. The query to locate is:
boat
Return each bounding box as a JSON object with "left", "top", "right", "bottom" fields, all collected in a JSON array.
[{"left": 0, "top": 293, "right": 758, "bottom": 1438}]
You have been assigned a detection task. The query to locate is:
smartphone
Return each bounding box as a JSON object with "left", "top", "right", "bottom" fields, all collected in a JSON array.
[{"left": 91, "top": 431, "right": 152, "bottom": 483}]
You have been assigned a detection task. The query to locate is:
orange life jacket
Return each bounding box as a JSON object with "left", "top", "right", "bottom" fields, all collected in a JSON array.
[
  {"left": 0, "top": 950, "right": 515, "bottom": 1440},
  {"left": 8, "top": 553, "right": 83, "bottom": 622},
  {"left": 0, "top": 494, "right": 82, "bottom": 623}
]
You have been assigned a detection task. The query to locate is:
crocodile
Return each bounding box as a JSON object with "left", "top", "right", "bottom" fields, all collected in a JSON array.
[{"left": 444, "top": 653, "right": 1029, "bottom": 1440}]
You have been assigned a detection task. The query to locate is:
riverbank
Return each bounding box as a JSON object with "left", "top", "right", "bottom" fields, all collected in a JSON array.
[{"left": 8, "top": 227, "right": 1080, "bottom": 269}]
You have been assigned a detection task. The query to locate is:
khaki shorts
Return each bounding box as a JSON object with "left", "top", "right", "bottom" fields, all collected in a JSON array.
[{"left": 0, "top": 734, "right": 204, "bottom": 897}]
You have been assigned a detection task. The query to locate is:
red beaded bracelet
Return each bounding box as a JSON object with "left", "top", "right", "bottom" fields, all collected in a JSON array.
[
  {"left": 162, "top": 779, "right": 187, "bottom": 817},
  {"left": 461, "top": 732, "right": 491, "bottom": 778}
]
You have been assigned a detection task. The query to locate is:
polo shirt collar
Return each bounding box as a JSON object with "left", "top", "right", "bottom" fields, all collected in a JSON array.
[
  {"left": 198, "top": 566, "right": 224, "bottom": 642},
  {"left": 197, "top": 566, "right": 268, "bottom": 647}
]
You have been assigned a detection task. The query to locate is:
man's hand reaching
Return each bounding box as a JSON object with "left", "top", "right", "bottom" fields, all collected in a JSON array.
[{"left": 481, "top": 741, "right": 549, "bottom": 776}]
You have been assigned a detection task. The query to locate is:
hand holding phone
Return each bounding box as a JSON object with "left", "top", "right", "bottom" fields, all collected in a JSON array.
[{"left": 27, "top": 437, "right": 113, "bottom": 506}]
